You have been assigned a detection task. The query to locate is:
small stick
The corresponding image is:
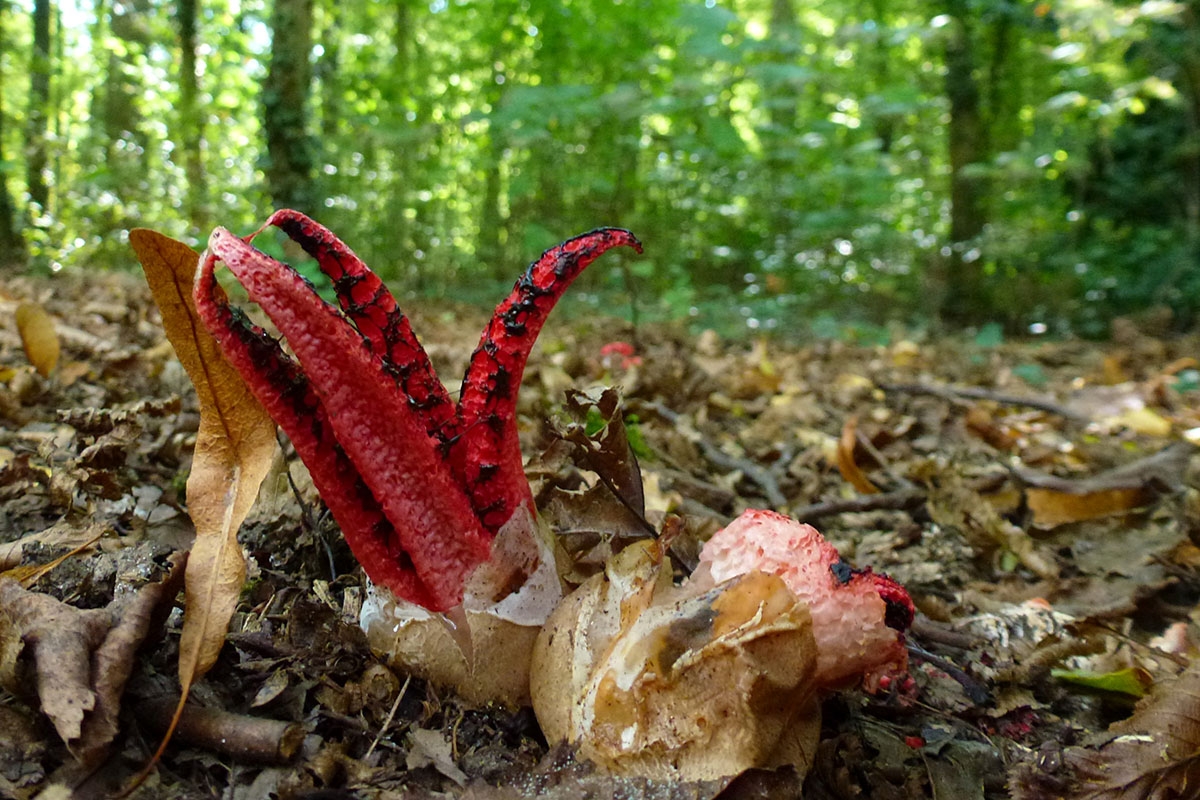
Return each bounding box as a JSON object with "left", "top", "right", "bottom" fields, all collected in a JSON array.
[
  {"left": 907, "top": 642, "right": 991, "bottom": 705},
  {"left": 137, "top": 695, "right": 306, "bottom": 763},
  {"left": 791, "top": 489, "right": 927, "bottom": 523},
  {"left": 646, "top": 402, "right": 787, "bottom": 508},
  {"left": 880, "top": 382, "right": 1087, "bottom": 421},
  {"left": 365, "top": 674, "right": 411, "bottom": 761}
]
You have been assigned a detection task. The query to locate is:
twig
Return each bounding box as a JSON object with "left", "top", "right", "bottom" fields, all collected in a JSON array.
[
  {"left": 854, "top": 428, "right": 914, "bottom": 490},
  {"left": 646, "top": 402, "right": 787, "bottom": 508},
  {"left": 880, "top": 382, "right": 1087, "bottom": 421},
  {"left": 907, "top": 642, "right": 992, "bottom": 705},
  {"left": 911, "top": 617, "right": 978, "bottom": 651},
  {"left": 365, "top": 674, "right": 411, "bottom": 761},
  {"left": 280, "top": 429, "right": 339, "bottom": 582},
  {"left": 137, "top": 695, "right": 306, "bottom": 763},
  {"left": 790, "top": 489, "right": 927, "bottom": 523}
]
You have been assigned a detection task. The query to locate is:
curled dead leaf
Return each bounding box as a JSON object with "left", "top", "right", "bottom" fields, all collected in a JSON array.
[
  {"left": 837, "top": 415, "right": 879, "bottom": 494},
  {"left": 1015, "top": 443, "right": 1191, "bottom": 529},
  {"left": 0, "top": 552, "right": 184, "bottom": 767},
  {"left": 131, "top": 229, "right": 277, "bottom": 689},
  {"left": 15, "top": 301, "right": 59, "bottom": 378}
]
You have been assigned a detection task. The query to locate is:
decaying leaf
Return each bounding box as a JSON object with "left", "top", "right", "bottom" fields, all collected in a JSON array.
[
  {"left": 0, "top": 552, "right": 184, "bottom": 767},
  {"left": 1012, "top": 661, "right": 1200, "bottom": 800},
  {"left": 1051, "top": 666, "right": 1152, "bottom": 698},
  {"left": 15, "top": 301, "right": 59, "bottom": 378},
  {"left": 407, "top": 728, "right": 469, "bottom": 786},
  {"left": 130, "top": 229, "right": 278, "bottom": 689},
  {"left": 539, "top": 387, "right": 657, "bottom": 579},
  {"left": 1015, "top": 442, "right": 1191, "bottom": 529},
  {"left": 924, "top": 469, "right": 1060, "bottom": 579},
  {"left": 0, "top": 522, "right": 107, "bottom": 572},
  {"left": 561, "top": 387, "right": 647, "bottom": 516},
  {"left": 837, "top": 415, "right": 880, "bottom": 494},
  {"left": 0, "top": 578, "right": 109, "bottom": 745}
]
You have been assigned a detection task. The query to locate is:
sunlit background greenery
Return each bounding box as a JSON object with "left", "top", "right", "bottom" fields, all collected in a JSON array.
[{"left": 1, "top": 0, "right": 1197, "bottom": 338}]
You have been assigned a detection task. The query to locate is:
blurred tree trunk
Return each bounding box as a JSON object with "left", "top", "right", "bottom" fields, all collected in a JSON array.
[
  {"left": 25, "top": 0, "right": 52, "bottom": 216},
  {"left": 315, "top": 1, "right": 341, "bottom": 143},
  {"left": 177, "top": 0, "right": 209, "bottom": 232},
  {"left": 0, "top": 2, "right": 28, "bottom": 270},
  {"left": 99, "top": 1, "right": 150, "bottom": 195},
  {"left": 263, "top": 0, "right": 316, "bottom": 212},
  {"left": 763, "top": 0, "right": 798, "bottom": 250},
  {"left": 940, "top": 0, "right": 989, "bottom": 325},
  {"left": 1178, "top": 4, "right": 1200, "bottom": 259},
  {"left": 868, "top": 0, "right": 897, "bottom": 154},
  {"left": 313, "top": 0, "right": 342, "bottom": 215},
  {"left": 477, "top": 54, "right": 505, "bottom": 277},
  {"left": 0, "top": 113, "right": 22, "bottom": 269},
  {"left": 523, "top": 5, "right": 566, "bottom": 236},
  {"left": 381, "top": 0, "right": 417, "bottom": 279}
]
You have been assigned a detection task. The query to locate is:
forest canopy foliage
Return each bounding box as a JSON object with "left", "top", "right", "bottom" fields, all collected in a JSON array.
[{"left": 0, "top": 0, "right": 1197, "bottom": 338}]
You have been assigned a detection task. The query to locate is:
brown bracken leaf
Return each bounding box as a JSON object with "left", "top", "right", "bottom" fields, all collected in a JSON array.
[
  {"left": 130, "top": 229, "right": 277, "bottom": 689},
  {"left": 15, "top": 301, "right": 59, "bottom": 378}
]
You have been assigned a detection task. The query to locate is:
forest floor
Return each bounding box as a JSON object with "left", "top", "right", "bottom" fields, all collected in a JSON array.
[{"left": 1, "top": 269, "right": 1199, "bottom": 799}]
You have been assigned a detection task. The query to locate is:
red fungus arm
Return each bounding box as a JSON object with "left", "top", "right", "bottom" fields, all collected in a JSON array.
[
  {"left": 260, "top": 210, "right": 460, "bottom": 450},
  {"left": 455, "top": 228, "right": 642, "bottom": 532},
  {"left": 194, "top": 254, "right": 438, "bottom": 607},
  {"left": 203, "top": 228, "right": 491, "bottom": 610}
]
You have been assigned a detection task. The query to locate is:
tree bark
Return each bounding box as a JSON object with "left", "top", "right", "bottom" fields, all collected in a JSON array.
[
  {"left": 25, "top": 0, "right": 52, "bottom": 215},
  {"left": 177, "top": 0, "right": 209, "bottom": 232},
  {"left": 101, "top": 0, "right": 150, "bottom": 190},
  {"left": 940, "top": 2, "right": 989, "bottom": 325},
  {"left": 379, "top": 0, "right": 417, "bottom": 277},
  {"left": 263, "top": 0, "right": 316, "bottom": 212},
  {"left": 477, "top": 55, "right": 505, "bottom": 276},
  {"left": 1176, "top": 3, "right": 1200, "bottom": 259},
  {"left": 315, "top": 0, "right": 341, "bottom": 143},
  {"left": 0, "top": 2, "right": 28, "bottom": 269},
  {"left": 763, "top": 0, "right": 799, "bottom": 249}
]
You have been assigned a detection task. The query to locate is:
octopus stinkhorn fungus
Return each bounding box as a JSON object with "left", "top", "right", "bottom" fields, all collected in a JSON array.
[
  {"left": 194, "top": 210, "right": 640, "bottom": 705},
  {"left": 531, "top": 509, "right": 913, "bottom": 781}
]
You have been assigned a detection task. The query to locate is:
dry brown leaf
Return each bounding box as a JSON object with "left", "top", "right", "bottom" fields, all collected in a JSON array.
[
  {"left": 407, "top": 728, "right": 469, "bottom": 786},
  {"left": 1016, "top": 443, "right": 1191, "bottom": 529},
  {"left": 0, "top": 552, "right": 184, "bottom": 766},
  {"left": 925, "top": 472, "right": 1060, "bottom": 579},
  {"left": 837, "top": 416, "right": 879, "bottom": 494},
  {"left": 0, "top": 522, "right": 105, "bottom": 572},
  {"left": 130, "top": 229, "right": 277, "bottom": 689},
  {"left": 15, "top": 301, "right": 59, "bottom": 378},
  {"left": 1012, "top": 661, "right": 1200, "bottom": 800},
  {"left": 964, "top": 405, "right": 1018, "bottom": 451},
  {"left": 0, "top": 577, "right": 109, "bottom": 744},
  {"left": 1026, "top": 486, "right": 1150, "bottom": 529}
]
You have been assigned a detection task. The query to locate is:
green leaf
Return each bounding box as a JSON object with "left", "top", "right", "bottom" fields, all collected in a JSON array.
[
  {"left": 1052, "top": 667, "right": 1152, "bottom": 698},
  {"left": 974, "top": 323, "right": 1005, "bottom": 347},
  {"left": 1012, "top": 363, "right": 1047, "bottom": 387}
]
